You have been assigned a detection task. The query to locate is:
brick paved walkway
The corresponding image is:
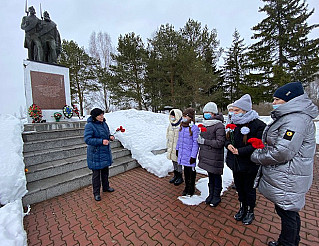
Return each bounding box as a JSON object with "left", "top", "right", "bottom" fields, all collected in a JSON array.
[{"left": 24, "top": 152, "right": 319, "bottom": 246}]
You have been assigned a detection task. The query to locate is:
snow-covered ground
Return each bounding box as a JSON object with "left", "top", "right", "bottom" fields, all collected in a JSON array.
[
  {"left": 0, "top": 110, "right": 318, "bottom": 245},
  {"left": 0, "top": 115, "right": 28, "bottom": 246}
]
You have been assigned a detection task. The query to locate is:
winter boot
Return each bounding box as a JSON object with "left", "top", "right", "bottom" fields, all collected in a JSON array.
[
  {"left": 188, "top": 170, "right": 196, "bottom": 196},
  {"left": 169, "top": 170, "right": 178, "bottom": 183},
  {"left": 182, "top": 168, "right": 190, "bottom": 196},
  {"left": 210, "top": 188, "right": 222, "bottom": 207},
  {"left": 174, "top": 172, "right": 184, "bottom": 186},
  {"left": 242, "top": 206, "right": 255, "bottom": 225},
  {"left": 234, "top": 203, "right": 247, "bottom": 221},
  {"left": 205, "top": 183, "right": 214, "bottom": 204}
]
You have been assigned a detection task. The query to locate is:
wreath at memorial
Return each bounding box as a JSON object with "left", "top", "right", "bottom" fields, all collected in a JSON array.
[
  {"left": 28, "top": 104, "right": 43, "bottom": 123},
  {"left": 62, "top": 105, "right": 73, "bottom": 119}
]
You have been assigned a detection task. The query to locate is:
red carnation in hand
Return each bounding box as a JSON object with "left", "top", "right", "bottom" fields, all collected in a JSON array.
[
  {"left": 197, "top": 124, "right": 207, "bottom": 132},
  {"left": 226, "top": 124, "right": 237, "bottom": 130},
  {"left": 200, "top": 127, "right": 207, "bottom": 132},
  {"left": 114, "top": 126, "right": 126, "bottom": 134},
  {"left": 247, "top": 138, "right": 265, "bottom": 149}
]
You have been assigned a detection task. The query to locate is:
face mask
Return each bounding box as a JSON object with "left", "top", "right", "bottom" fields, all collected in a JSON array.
[
  {"left": 228, "top": 112, "right": 234, "bottom": 116},
  {"left": 203, "top": 113, "right": 212, "bottom": 120},
  {"left": 170, "top": 116, "right": 176, "bottom": 121},
  {"left": 181, "top": 117, "right": 188, "bottom": 123},
  {"left": 272, "top": 104, "right": 280, "bottom": 110},
  {"left": 235, "top": 113, "right": 244, "bottom": 117}
]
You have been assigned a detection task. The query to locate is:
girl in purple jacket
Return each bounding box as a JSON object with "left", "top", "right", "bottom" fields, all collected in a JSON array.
[{"left": 176, "top": 108, "right": 199, "bottom": 196}]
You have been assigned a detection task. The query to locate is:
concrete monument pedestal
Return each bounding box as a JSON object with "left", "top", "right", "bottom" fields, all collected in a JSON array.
[{"left": 23, "top": 60, "right": 71, "bottom": 123}]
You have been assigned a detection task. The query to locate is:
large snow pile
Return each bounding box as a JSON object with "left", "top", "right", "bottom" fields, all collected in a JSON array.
[
  {"left": 0, "top": 200, "right": 27, "bottom": 246},
  {"left": 0, "top": 114, "right": 27, "bottom": 246},
  {"left": 106, "top": 109, "right": 173, "bottom": 177}
]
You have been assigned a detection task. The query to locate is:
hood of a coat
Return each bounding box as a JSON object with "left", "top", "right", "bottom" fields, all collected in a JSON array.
[
  {"left": 271, "top": 93, "right": 319, "bottom": 120},
  {"left": 169, "top": 109, "right": 183, "bottom": 124}
]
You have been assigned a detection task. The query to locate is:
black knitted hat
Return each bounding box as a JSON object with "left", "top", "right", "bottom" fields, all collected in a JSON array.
[
  {"left": 273, "top": 82, "right": 304, "bottom": 102},
  {"left": 90, "top": 108, "right": 104, "bottom": 119}
]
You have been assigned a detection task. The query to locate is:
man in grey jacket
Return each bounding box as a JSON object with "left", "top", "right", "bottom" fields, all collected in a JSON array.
[{"left": 251, "top": 82, "right": 318, "bottom": 246}]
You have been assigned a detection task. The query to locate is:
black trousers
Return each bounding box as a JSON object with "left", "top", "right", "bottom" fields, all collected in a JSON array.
[
  {"left": 275, "top": 205, "right": 301, "bottom": 246},
  {"left": 208, "top": 172, "right": 222, "bottom": 192},
  {"left": 92, "top": 167, "right": 109, "bottom": 195},
  {"left": 233, "top": 171, "right": 257, "bottom": 208}
]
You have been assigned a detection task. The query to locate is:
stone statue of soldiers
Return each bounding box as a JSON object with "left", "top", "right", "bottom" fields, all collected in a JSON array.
[
  {"left": 39, "top": 11, "right": 61, "bottom": 64},
  {"left": 21, "top": 6, "right": 43, "bottom": 61}
]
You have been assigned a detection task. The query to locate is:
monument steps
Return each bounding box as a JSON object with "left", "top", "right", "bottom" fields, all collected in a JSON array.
[{"left": 22, "top": 122, "right": 139, "bottom": 206}]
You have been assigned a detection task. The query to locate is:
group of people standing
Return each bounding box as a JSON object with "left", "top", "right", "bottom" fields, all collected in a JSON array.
[
  {"left": 83, "top": 82, "right": 317, "bottom": 246},
  {"left": 165, "top": 82, "right": 318, "bottom": 246}
]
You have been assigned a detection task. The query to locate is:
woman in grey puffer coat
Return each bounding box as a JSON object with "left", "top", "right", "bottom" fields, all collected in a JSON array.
[
  {"left": 197, "top": 102, "right": 225, "bottom": 207},
  {"left": 251, "top": 82, "right": 319, "bottom": 246}
]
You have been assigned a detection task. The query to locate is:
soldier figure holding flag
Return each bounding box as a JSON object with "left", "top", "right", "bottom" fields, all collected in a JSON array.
[{"left": 21, "top": 6, "right": 43, "bottom": 61}]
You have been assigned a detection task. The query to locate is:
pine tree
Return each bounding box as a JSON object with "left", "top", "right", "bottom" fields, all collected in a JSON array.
[
  {"left": 179, "top": 19, "right": 223, "bottom": 110},
  {"left": 110, "top": 32, "right": 148, "bottom": 110},
  {"left": 146, "top": 24, "right": 182, "bottom": 110},
  {"left": 248, "top": 0, "right": 319, "bottom": 101},
  {"left": 58, "top": 40, "right": 99, "bottom": 116},
  {"left": 222, "top": 29, "right": 249, "bottom": 104}
]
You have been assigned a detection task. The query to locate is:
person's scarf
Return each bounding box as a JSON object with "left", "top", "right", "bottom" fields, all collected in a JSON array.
[
  {"left": 181, "top": 121, "right": 190, "bottom": 127},
  {"left": 202, "top": 119, "right": 222, "bottom": 127},
  {"left": 231, "top": 110, "right": 259, "bottom": 125},
  {"left": 171, "top": 117, "right": 182, "bottom": 127}
]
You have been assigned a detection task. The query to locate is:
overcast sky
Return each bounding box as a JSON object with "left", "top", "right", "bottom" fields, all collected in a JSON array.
[{"left": 0, "top": 0, "right": 318, "bottom": 115}]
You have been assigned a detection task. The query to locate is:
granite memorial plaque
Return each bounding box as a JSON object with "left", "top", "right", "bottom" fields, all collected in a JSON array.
[{"left": 30, "top": 71, "right": 66, "bottom": 109}]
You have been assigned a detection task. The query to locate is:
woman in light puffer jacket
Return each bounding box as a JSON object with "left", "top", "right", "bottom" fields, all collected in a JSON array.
[{"left": 166, "top": 109, "right": 183, "bottom": 185}]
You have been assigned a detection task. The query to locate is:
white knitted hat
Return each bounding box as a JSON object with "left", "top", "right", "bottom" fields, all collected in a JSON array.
[{"left": 203, "top": 102, "right": 218, "bottom": 114}]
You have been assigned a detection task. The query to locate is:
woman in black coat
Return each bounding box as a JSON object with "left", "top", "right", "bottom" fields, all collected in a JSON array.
[
  {"left": 84, "top": 108, "right": 115, "bottom": 201},
  {"left": 197, "top": 102, "right": 226, "bottom": 207},
  {"left": 225, "top": 94, "right": 266, "bottom": 225}
]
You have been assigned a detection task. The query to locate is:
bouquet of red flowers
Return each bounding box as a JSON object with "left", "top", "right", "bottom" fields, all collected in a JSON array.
[
  {"left": 28, "top": 104, "right": 43, "bottom": 123},
  {"left": 247, "top": 138, "right": 265, "bottom": 149},
  {"left": 226, "top": 123, "right": 237, "bottom": 144},
  {"left": 113, "top": 126, "right": 126, "bottom": 135},
  {"left": 197, "top": 124, "right": 207, "bottom": 132},
  {"left": 226, "top": 124, "right": 237, "bottom": 130},
  {"left": 72, "top": 104, "right": 82, "bottom": 119}
]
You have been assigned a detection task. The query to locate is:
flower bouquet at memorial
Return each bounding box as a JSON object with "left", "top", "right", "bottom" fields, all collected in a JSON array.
[
  {"left": 72, "top": 104, "right": 82, "bottom": 119},
  {"left": 62, "top": 105, "right": 73, "bottom": 119},
  {"left": 53, "top": 112, "right": 62, "bottom": 122},
  {"left": 28, "top": 104, "right": 43, "bottom": 123}
]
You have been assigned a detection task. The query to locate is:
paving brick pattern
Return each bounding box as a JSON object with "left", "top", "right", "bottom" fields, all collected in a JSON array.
[{"left": 24, "top": 151, "right": 319, "bottom": 245}]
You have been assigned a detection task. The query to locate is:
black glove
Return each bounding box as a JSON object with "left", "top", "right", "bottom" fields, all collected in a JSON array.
[
  {"left": 190, "top": 157, "right": 196, "bottom": 164},
  {"left": 176, "top": 150, "right": 178, "bottom": 157}
]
